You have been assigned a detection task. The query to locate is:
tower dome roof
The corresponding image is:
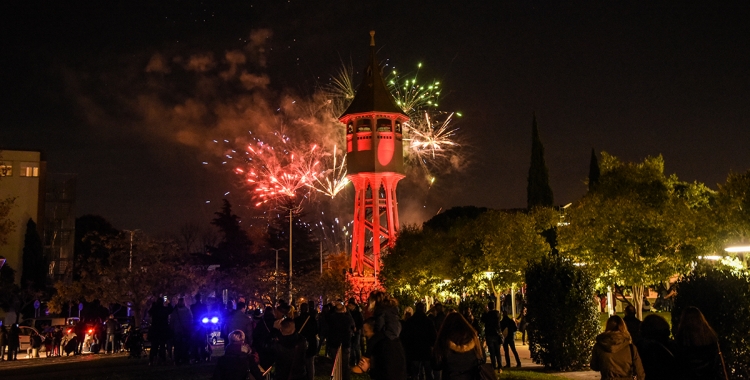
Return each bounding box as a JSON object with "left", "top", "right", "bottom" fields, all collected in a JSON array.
[{"left": 340, "top": 31, "right": 407, "bottom": 119}]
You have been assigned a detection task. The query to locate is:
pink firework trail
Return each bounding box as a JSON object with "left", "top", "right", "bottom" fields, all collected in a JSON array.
[{"left": 234, "top": 133, "right": 323, "bottom": 206}]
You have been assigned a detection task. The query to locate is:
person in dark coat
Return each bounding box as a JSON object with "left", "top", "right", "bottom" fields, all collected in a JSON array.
[
  {"left": 674, "top": 306, "right": 724, "bottom": 380},
  {"left": 294, "top": 303, "right": 319, "bottom": 380},
  {"left": 431, "top": 312, "right": 485, "bottom": 380},
  {"left": 0, "top": 325, "right": 8, "bottom": 360},
  {"left": 190, "top": 293, "right": 209, "bottom": 362},
  {"left": 500, "top": 310, "right": 521, "bottom": 367},
  {"left": 401, "top": 302, "right": 436, "bottom": 380},
  {"left": 481, "top": 301, "right": 502, "bottom": 370},
  {"left": 213, "top": 330, "right": 264, "bottom": 380},
  {"left": 104, "top": 314, "right": 119, "bottom": 354},
  {"left": 635, "top": 314, "right": 678, "bottom": 380},
  {"left": 7, "top": 324, "right": 20, "bottom": 360},
  {"left": 318, "top": 303, "right": 331, "bottom": 356},
  {"left": 252, "top": 305, "right": 278, "bottom": 369},
  {"left": 353, "top": 317, "right": 407, "bottom": 380},
  {"left": 623, "top": 305, "right": 642, "bottom": 342},
  {"left": 591, "top": 315, "right": 646, "bottom": 380},
  {"left": 326, "top": 303, "right": 355, "bottom": 380},
  {"left": 347, "top": 298, "right": 364, "bottom": 367},
  {"left": 430, "top": 303, "right": 447, "bottom": 332},
  {"left": 271, "top": 319, "right": 308, "bottom": 380},
  {"left": 148, "top": 299, "right": 173, "bottom": 365}
]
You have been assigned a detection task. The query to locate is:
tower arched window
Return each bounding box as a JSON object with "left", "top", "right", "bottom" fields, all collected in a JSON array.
[
  {"left": 377, "top": 119, "right": 392, "bottom": 132},
  {"left": 395, "top": 122, "right": 402, "bottom": 134},
  {"left": 357, "top": 119, "right": 371, "bottom": 132}
]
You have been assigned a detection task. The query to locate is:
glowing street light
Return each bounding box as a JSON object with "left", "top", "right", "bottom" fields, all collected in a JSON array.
[{"left": 725, "top": 245, "right": 750, "bottom": 253}]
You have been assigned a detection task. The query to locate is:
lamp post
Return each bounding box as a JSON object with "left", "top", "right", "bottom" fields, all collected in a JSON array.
[
  {"left": 271, "top": 248, "right": 286, "bottom": 300},
  {"left": 123, "top": 229, "right": 141, "bottom": 316}
]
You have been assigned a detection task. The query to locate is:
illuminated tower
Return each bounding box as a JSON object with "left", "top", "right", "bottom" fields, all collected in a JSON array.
[{"left": 339, "top": 31, "right": 408, "bottom": 283}]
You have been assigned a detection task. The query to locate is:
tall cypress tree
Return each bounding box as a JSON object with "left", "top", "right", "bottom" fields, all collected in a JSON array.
[
  {"left": 21, "top": 219, "right": 46, "bottom": 290},
  {"left": 527, "top": 113, "right": 554, "bottom": 209},
  {"left": 588, "top": 148, "right": 600, "bottom": 191},
  {"left": 210, "top": 199, "right": 253, "bottom": 269}
]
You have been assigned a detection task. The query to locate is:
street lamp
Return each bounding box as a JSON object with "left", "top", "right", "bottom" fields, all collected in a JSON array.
[
  {"left": 122, "top": 229, "right": 141, "bottom": 316},
  {"left": 271, "top": 248, "right": 286, "bottom": 300}
]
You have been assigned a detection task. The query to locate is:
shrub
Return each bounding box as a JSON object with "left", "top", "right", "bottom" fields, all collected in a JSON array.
[
  {"left": 525, "top": 255, "right": 599, "bottom": 370},
  {"left": 672, "top": 264, "right": 750, "bottom": 379}
]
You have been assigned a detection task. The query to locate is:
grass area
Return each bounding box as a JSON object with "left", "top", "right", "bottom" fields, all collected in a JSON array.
[{"left": 499, "top": 368, "right": 566, "bottom": 379}]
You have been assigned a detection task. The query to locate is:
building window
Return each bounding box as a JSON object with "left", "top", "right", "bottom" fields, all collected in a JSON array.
[
  {"left": 0, "top": 161, "right": 12, "bottom": 176},
  {"left": 377, "top": 119, "right": 392, "bottom": 132},
  {"left": 357, "top": 119, "right": 372, "bottom": 132},
  {"left": 20, "top": 162, "right": 39, "bottom": 177}
]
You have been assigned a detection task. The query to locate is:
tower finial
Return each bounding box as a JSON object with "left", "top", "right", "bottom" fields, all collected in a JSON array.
[{"left": 370, "top": 30, "right": 375, "bottom": 47}]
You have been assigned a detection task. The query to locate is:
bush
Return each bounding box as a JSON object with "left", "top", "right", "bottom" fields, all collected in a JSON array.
[
  {"left": 525, "top": 255, "right": 599, "bottom": 370},
  {"left": 672, "top": 264, "right": 750, "bottom": 379}
]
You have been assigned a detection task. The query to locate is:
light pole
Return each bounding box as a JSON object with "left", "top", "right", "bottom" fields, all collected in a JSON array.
[
  {"left": 484, "top": 271, "right": 496, "bottom": 310},
  {"left": 271, "top": 248, "right": 286, "bottom": 300},
  {"left": 123, "top": 229, "right": 141, "bottom": 316},
  {"left": 289, "top": 208, "right": 293, "bottom": 304}
]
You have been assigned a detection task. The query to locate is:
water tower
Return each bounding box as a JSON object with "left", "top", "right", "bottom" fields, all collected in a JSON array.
[{"left": 339, "top": 31, "right": 408, "bottom": 288}]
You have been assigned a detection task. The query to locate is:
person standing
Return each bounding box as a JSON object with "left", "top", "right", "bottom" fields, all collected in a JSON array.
[
  {"left": 295, "top": 303, "right": 319, "bottom": 380},
  {"left": 327, "top": 303, "right": 355, "bottom": 380},
  {"left": 104, "top": 314, "right": 119, "bottom": 354},
  {"left": 347, "top": 298, "right": 364, "bottom": 367},
  {"left": 354, "top": 317, "right": 408, "bottom": 380},
  {"left": 169, "top": 297, "right": 194, "bottom": 365},
  {"left": 401, "top": 302, "right": 436, "bottom": 380},
  {"left": 500, "top": 310, "right": 521, "bottom": 368},
  {"left": 517, "top": 307, "right": 529, "bottom": 345},
  {"left": 7, "top": 324, "right": 20, "bottom": 360},
  {"left": 623, "top": 305, "right": 642, "bottom": 342},
  {"left": 481, "top": 302, "right": 502, "bottom": 370},
  {"left": 212, "top": 330, "right": 264, "bottom": 380},
  {"left": 271, "top": 319, "right": 308, "bottom": 380},
  {"left": 0, "top": 325, "right": 8, "bottom": 361},
  {"left": 635, "top": 314, "right": 678, "bottom": 380},
  {"left": 223, "top": 302, "right": 254, "bottom": 347},
  {"left": 590, "top": 315, "right": 646, "bottom": 380},
  {"left": 148, "top": 299, "right": 172, "bottom": 365},
  {"left": 431, "top": 312, "right": 485, "bottom": 380},
  {"left": 190, "top": 293, "right": 209, "bottom": 363},
  {"left": 674, "top": 306, "right": 724, "bottom": 380}
]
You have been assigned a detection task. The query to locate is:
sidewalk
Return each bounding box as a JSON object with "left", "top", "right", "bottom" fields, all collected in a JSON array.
[{"left": 502, "top": 339, "right": 599, "bottom": 380}]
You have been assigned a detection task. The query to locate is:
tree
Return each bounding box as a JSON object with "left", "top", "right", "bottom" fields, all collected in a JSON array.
[
  {"left": 558, "top": 153, "right": 713, "bottom": 319},
  {"left": 382, "top": 207, "right": 551, "bottom": 305},
  {"left": 51, "top": 233, "right": 205, "bottom": 326},
  {"left": 525, "top": 255, "right": 599, "bottom": 370},
  {"left": 210, "top": 199, "right": 253, "bottom": 269},
  {"left": 672, "top": 264, "right": 750, "bottom": 379},
  {"left": 74, "top": 215, "right": 119, "bottom": 280},
  {"left": 527, "top": 113, "right": 554, "bottom": 209},
  {"left": 21, "top": 219, "right": 46, "bottom": 291},
  {"left": 178, "top": 222, "right": 202, "bottom": 254},
  {"left": 0, "top": 196, "right": 15, "bottom": 246},
  {"left": 588, "top": 148, "right": 600, "bottom": 191}
]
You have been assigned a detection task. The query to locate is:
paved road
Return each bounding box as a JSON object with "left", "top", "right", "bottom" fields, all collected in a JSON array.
[{"left": 0, "top": 350, "right": 220, "bottom": 380}]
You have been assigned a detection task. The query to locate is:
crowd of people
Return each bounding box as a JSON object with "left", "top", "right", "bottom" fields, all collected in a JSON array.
[
  {"left": 207, "top": 292, "right": 528, "bottom": 380},
  {"left": 591, "top": 305, "right": 728, "bottom": 380}
]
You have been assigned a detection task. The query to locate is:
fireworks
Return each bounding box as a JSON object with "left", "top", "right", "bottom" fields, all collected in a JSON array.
[
  {"left": 404, "top": 111, "right": 462, "bottom": 176},
  {"left": 231, "top": 132, "right": 323, "bottom": 207},
  {"left": 309, "top": 144, "right": 350, "bottom": 198},
  {"left": 387, "top": 63, "right": 441, "bottom": 116}
]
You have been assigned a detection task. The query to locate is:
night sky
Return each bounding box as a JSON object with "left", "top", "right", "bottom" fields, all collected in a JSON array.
[{"left": 3, "top": 1, "right": 749, "bottom": 234}]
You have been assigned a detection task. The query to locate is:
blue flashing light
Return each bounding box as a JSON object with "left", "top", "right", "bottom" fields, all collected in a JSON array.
[
  {"left": 210, "top": 317, "right": 219, "bottom": 324},
  {"left": 201, "top": 317, "right": 209, "bottom": 324}
]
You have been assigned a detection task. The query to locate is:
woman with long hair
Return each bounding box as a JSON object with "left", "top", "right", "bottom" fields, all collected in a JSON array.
[
  {"left": 591, "top": 315, "right": 645, "bottom": 380},
  {"left": 674, "top": 306, "right": 723, "bottom": 380},
  {"left": 432, "top": 312, "right": 486, "bottom": 380}
]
